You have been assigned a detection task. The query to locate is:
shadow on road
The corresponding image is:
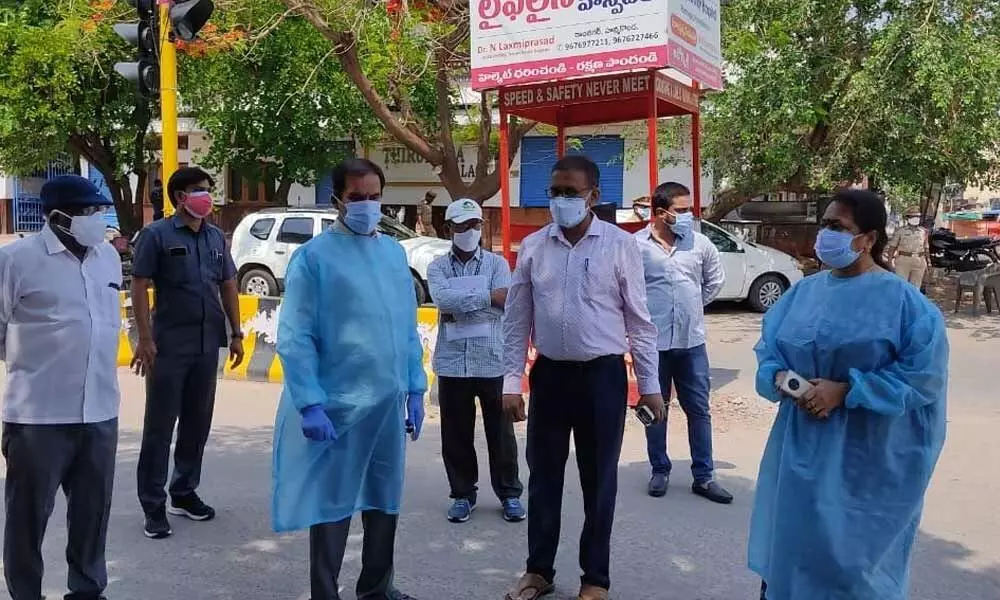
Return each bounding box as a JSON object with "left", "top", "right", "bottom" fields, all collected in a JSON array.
[
  {"left": 944, "top": 313, "right": 1000, "bottom": 341},
  {"left": 6, "top": 423, "right": 997, "bottom": 599}
]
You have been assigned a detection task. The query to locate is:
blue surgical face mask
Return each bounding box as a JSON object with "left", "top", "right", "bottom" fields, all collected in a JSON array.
[
  {"left": 550, "top": 196, "right": 589, "bottom": 229},
  {"left": 342, "top": 199, "right": 381, "bottom": 235},
  {"left": 669, "top": 212, "right": 694, "bottom": 237},
  {"left": 636, "top": 206, "right": 651, "bottom": 221},
  {"left": 814, "top": 228, "right": 861, "bottom": 269}
]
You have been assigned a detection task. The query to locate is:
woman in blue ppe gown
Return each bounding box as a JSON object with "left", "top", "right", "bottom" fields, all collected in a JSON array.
[
  {"left": 273, "top": 159, "right": 426, "bottom": 600},
  {"left": 750, "top": 189, "right": 948, "bottom": 600}
]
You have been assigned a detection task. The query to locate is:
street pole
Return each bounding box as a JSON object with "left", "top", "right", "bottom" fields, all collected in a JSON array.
[{"left": 159, "top": 0, "right": 178, "bottom": 217}]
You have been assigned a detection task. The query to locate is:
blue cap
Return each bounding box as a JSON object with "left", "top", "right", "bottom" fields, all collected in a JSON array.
[{"left": 40, "top": 175, "right": 112, "bottom": 212}]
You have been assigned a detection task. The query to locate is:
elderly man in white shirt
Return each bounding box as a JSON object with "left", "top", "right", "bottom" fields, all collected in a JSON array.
[
  {"left": 502, "top": 155, "right": 666, "bottom": 600},
  {"left": 635, "top": 182, "right": 733, "bottom": 505},
  {"left": 0, "top": 176, "right": 121, "bottom": 600}
]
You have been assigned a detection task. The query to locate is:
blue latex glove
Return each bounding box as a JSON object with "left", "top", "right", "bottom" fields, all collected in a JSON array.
[
  {"left": 300, "top": 405, "right": 337, "bottom": 441},
  {"left": 406, "top": 392, "right": 424, "bottom": 441}
]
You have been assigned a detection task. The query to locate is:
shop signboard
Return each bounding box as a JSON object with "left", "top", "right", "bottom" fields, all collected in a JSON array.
[
  {"left": 666, "top": 0, "right": 723, "bottom": 89},
  {"left": 470, "top": 0, "right": 722, "bottom": 91}
]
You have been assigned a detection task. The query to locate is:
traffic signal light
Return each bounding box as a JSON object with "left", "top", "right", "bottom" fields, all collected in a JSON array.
[
  {"left": 170, "top": 0, "right": 215, "bottom": 41},
  {"left": 113, "top": 0, "right": 158, "bottom": 98}
]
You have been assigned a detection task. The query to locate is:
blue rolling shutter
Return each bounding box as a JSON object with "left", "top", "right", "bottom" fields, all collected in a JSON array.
[
  {"left": 518, "top": 135, "right": 625, "bottom": 208},
  {"left": 87, "top": 164, "right": 119, "bottom": 229},
  {"left": 315, "top": 172, "right": 333, "bottom": 206}
]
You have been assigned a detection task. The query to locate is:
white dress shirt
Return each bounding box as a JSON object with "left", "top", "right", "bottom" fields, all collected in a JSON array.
[
  {"left": 502, "top": 217, "right": 660, "bottom": 395},
  {"left": 635, "top": 226, "right": 724, "bottom": 350},
  {"left": 0, "top": 226, "right": 122, "bottom": 424}
]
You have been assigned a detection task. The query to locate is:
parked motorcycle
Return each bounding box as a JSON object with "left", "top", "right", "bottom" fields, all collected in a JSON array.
[{"left": 929, "top": 228, "right": 1000, "bottom": 272}]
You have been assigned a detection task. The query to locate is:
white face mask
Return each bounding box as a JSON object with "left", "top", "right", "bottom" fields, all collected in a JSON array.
[
  {"left": 907, "top": 217, "right": 921, "bottom": 226},
  {"left": 453, "top": 228, "right": 482, "bottom": 252},
  {"left": 55, "top": 211, "right": 107, "bottom": 247}
]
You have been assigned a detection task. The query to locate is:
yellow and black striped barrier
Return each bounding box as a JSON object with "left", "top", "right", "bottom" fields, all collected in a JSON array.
[{"left": 117, "top": 292, "right": 440, "bottom": 389}]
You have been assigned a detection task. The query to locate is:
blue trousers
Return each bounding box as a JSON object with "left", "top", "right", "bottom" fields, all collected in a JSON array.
[
  {"left": 526, "top": 355, "right": 627, "bottom": 591},
  {"left": 644, "top": 344, "right": 715, "bottom": 484}
]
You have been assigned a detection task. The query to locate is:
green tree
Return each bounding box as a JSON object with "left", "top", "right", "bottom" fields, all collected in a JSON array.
[
  {"left": 180, "top": 1, "right": 385, "bottom": 203},
  {"left": 214, "top": 0, "right": 534, "bottom": 202},
  {"left": 0, "top": 0, "right": 152, "bottom": 234},
  {"left": 685, "top": 0, "right": 1000, "bottom": 219}
]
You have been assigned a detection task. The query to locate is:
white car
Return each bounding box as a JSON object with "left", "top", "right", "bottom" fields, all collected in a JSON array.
[
  {"left": 230, "top": 207, "right": 451, "bottom": 303},
  {"left": 698, "top": 220, "right": 803, "bottom": 311}
]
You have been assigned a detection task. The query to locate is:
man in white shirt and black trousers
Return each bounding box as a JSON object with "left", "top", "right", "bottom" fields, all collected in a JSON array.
[
  {"left": 0, "top": 176, "right": 122, "bottom": 600},
  {"left": 502, "top": 156, "right": 667, "bottom": 600}
]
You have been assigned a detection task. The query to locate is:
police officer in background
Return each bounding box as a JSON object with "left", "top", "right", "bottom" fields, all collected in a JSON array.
[
  {"left": 131, "top": 166, "right": 245, "bottom": 540},
  {"left": 0, "top": 176, "right": 122, "bottom": 600},
  {"left": 888, "top": 209, "right": 930, "bottom": 288}
]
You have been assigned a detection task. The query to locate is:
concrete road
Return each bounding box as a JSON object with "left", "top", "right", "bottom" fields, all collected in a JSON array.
[{"left": 2, "top": 306, "right": 999, "bottom": 599}]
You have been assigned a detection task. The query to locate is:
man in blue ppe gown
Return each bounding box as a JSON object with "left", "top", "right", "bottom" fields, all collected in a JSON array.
[
  {"left": 273, "top": 158, "right": 426, "bottom": 600},
  {"left": 750, "top": 190, "right": 948, "bottom": 600}
]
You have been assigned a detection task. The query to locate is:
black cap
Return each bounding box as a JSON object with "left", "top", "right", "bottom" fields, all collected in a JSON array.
[{"left": 40, "top": 175, "right": 112, "bottom": 212}]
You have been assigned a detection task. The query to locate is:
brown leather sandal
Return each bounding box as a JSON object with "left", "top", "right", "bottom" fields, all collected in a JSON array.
[
  {"left": 578, "top": 583, "right": 609, "bottom": 600},
  {"left": 504, "top": 573, "right": 555, "bottom": 600}
]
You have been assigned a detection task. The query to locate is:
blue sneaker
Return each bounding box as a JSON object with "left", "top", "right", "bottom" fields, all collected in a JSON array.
[
  {"left": 447, "top": 498, "right": 475, "bottom": 523},
  {"left": 502, "top": 498, "right": 526, "bottom": 522}
]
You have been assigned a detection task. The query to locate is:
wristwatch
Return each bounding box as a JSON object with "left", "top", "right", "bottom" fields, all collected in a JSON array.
[{"left": 231, "top": 331, "right": 245, "bottom": 340}]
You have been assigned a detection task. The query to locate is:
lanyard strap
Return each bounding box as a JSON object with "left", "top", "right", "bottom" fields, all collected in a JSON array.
[{"left": 451, "top": 254, "right": 483, "bottom": 278}]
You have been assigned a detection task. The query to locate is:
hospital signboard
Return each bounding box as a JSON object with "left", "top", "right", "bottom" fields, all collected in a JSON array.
[{"left": 470, "top": 0, "right": 722, "bottom": 91}]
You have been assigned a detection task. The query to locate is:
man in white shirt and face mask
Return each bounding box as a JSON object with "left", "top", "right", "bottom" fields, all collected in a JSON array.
[
  {"left": 426, "top": 199, "right": 524, "bottom": 525},
  {"left": 0, "top": 175, "right": 122, "bottom": 600}
]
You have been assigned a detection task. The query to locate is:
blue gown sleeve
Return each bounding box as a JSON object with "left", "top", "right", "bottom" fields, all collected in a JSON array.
[
  {"left": 753, "top": 288, "right": 795, "bottom": 403},
  {"left": 846, "top": 307, "right": 949, "bottom": 416},
  {"left": 276, "top": 248, "right": 327, "bottom": 411},
  {"left": 407, "top": 319, "right": 427, "bottom": 396},
  {"left": 404, "top": 248, "right": 428, "bottom": 396}
]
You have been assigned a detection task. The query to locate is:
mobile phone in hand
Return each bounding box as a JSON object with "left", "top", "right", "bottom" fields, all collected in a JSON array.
[
  {"left": 779, "top": 371, "right": 813, "bottom": 399},
  {"left": 635, "top": 405, "right": 656, "bottom": 427}
]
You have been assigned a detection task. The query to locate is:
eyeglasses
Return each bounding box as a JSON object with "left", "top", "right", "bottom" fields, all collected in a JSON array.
[{"left": 548, "top": 186, "right": 591, "bottom": 199}]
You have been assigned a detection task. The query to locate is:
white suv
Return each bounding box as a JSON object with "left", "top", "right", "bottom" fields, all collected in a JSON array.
[
  {"left": 230, "top": 207, "right": 451, "bottom": 303},
  {"left": 699, "top": 220, "right": 803, "bottom": 312}
]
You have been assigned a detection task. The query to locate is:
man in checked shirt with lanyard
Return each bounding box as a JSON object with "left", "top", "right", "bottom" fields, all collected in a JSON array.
[
  {"left": 502, "top": 156, "right": 667, "bottom": 600},
  {"left": 427, "top": 199, "right": 525, "bottom": 525}
]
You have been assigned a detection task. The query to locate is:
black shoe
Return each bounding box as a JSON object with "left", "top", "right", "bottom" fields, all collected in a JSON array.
[
  {"left": 143, "top": 508, "right": 172, "bottom": 539},
  {"left": 388, "top": 591, "right": 419, "bottom": 600},
  {"left": 693, "top": 480, "right": 734, "bottom": 504},
  {"left": 648, "top": 473, "right": 669, "bottom": 497},
  {"left": 168, "top": 493, "right": 216, "bottom": 521}
]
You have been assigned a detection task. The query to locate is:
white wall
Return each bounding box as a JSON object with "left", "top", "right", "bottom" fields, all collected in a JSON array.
[
  {"left": 623, "top": 138, "right": 714, "bottom": 208},
  {"left": 0, "top": 175, "right": 14, "bottom": 199}
]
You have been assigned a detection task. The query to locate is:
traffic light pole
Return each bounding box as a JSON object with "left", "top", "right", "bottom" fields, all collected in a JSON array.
[{"left": 159, "top": 0, "right": 178, "bottom": 218}]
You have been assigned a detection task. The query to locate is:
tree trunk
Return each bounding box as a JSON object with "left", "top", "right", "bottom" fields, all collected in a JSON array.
[
  {"left": 276, "top": 179, "right": 293, "bottom": 206},
  {"left": 704, "top": 188, "right": 750, "bottom": 222},
  {"left": 106, "top": 177, "right": 142, "bottom": 236}
]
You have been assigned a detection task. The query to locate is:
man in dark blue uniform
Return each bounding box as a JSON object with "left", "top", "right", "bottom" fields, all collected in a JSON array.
[{"left": 130, "top": 166, "right": 245, "bottom": 539}]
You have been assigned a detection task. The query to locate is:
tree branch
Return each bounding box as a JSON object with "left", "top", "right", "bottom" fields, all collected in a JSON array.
[{"left": 280, "top": 0, "right": 442, "bottom": 164}]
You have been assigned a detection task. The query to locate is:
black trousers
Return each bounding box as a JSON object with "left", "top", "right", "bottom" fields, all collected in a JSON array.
[
  {"left": 525, "top": 355, "right": 627, "bottom": 591},
  {"left": 438, "top": 376, "right": 523, "bottom": 503},
  {"left": 2, "top": 419, "right": 118, "bottom": 600},
  {"left": 137, "top": 352, "right": 219, "bottom": 515},
  {"left": 309, "top": 511, "right": 398, "bottom": 600}
]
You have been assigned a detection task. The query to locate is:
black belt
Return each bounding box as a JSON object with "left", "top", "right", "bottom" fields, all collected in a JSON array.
[{"left": 537, "top": 354, "right": 624, "bottom": 368}]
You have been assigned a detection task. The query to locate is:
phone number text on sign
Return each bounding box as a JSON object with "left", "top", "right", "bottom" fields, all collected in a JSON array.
[{"left": 471, "top": 0, "right": 670, "bottom": 90}]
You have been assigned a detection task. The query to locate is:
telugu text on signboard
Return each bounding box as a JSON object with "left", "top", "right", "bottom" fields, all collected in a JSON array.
[
  {"left": 470, "top": 0, "right": 722, "bottom": 91},
  {"left": 471, "top": 0, "right": 670, "bottom": 90},
  {"left": 666, "top": 0, "right": 722, "bottom": 89}
]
